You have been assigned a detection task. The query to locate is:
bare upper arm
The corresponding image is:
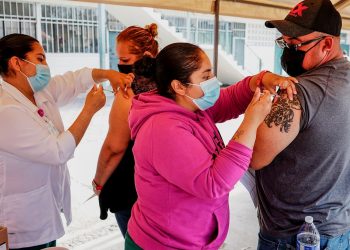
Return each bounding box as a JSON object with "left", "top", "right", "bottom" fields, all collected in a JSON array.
[
  {"left": 250, "top": 92, "right": 302, "bottom": 170},
  {"left": 104, "top": 88, "right": 134, "bottom": 153}
]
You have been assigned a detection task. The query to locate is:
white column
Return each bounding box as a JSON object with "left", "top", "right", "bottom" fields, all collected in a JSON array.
[
  {"left": 98, "top": 4, "right": 106, "bottom": 69},
  {"left": 35, "top": 2, "right": 42, "bottom": 44}
]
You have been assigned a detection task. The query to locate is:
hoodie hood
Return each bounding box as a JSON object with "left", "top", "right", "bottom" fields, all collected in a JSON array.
[{"left": 129, "top": 90, "right": 198, "bottom": 140}]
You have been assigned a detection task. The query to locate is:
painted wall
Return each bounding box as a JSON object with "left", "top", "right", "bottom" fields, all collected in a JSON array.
[{"left": 46, "top": 53, "right": 109, "bottom": 76}]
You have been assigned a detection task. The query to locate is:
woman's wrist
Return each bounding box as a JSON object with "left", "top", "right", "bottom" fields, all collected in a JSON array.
[
  {"left": 92, "top": 68, "right": 114, "bottom": 83},
  {"left": 256, "top": 70, "right": 270, "bottom": 90},
  {"left": 242, "top": 114, "right": 261, "bottom": 130},
  {"left": 92, "top": 179, "right": 103, "bottom": 195},
  {"left": 232, "top": 118, "right": 259, "bottom": 149},
  {"left": 81, "top": 105, "right": 96, "bottom": 118},
  {"left": 105, "top": 69, "right": 116, "bottom": 80},
  {"left": 249, "top": 70, "right": 269, "bottom": 92}
]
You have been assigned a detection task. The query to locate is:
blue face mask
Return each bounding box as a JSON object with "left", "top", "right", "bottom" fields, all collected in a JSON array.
[
  {"left": 21, "top": 59, "right": 51, "bottom": 92},
  {"left": 186, "top": 77, "right": 221, "bottom": 110}
]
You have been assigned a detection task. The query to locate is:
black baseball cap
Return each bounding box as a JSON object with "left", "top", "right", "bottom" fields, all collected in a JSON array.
[{"left": 265, "top": 0, "right": 342, "bottom": 37}]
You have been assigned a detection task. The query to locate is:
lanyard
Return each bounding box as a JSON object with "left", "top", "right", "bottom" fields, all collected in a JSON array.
[{"left": 0, "top": 80, "right": 60, "bottom": 136}]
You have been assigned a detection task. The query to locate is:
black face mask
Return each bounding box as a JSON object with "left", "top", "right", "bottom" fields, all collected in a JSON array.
[
  {"left": 281, "top": 39, "right": 324, "bottom": 77},
  {"left": 281, "top": 48, "right": 307, "bottom": 77},
  {"left": 118, "top": 64, "right": 133, "bottom": 74}
]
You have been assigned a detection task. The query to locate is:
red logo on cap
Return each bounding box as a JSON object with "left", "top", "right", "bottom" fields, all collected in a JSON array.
[{"left": 289, "top": 2, "right": 309, "bottom": 17}]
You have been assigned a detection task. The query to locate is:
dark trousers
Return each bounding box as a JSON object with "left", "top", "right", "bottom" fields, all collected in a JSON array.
[
  {"left": 115, "top": 208, "right": 132, "bottom": 238},
  {"left": 10, "top": 240, "right": 56, "bottom": 250}
]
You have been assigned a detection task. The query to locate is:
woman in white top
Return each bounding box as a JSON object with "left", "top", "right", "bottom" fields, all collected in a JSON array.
[{"left": 0, "top": 34, "right": 132, "bottom": 250}]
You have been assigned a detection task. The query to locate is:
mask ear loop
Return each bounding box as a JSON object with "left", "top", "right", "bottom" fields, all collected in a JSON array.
[
  {"left": 16, "top": 58, "right": 29, "bottom": 79},
  {"left": 21, "top": 58, "right": 34, "bottom": 65},
  {"left": 15, "top": 57, "right": 24, "bottom": 72},
  {"left": 304, "top": 38, "right": 324, "bottom": 53},
  {"left": 16, "top": 58, "right": 36, "bottom": 92},
  {"left": 17, "top": 58, "right": 36, "bottom": 76},
  {"left": 184, "top": 82, "right": 203, "bottom": 99},
  {"left": 313, "top": 38, "right": 332, "bottom": 69},
  {"left": 314, "top": 50, "right": 329, "bottom": 69},
  {"left": 302, "top": 38, "right": 328, "bottom": 71},
  {"left": 183, "top": 82, "right": 200, "bottom": 107}
]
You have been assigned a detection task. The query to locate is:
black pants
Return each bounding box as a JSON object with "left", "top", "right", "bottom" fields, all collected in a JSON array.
[{"left": 10, "top": 240, "right": 56, "bottom": 250}]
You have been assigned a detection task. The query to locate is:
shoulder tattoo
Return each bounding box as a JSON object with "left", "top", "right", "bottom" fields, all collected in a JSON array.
[{"left": 264, "top": 94, "right": 301, "bottom": 133}]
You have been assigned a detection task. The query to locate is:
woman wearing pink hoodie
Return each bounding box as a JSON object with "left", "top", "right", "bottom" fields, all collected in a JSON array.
[{"left": 127, "top": 43, "right": 297, "bottom": 249}]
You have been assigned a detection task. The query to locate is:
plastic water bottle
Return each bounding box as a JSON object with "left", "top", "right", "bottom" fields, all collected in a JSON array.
[{"left": 296, "top": 216, "right": 320, "bottom": 250}]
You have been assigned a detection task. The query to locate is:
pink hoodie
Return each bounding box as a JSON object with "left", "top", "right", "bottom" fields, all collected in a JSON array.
[{"left": 128, "top": 77, "right": 254, "bottom": 249}]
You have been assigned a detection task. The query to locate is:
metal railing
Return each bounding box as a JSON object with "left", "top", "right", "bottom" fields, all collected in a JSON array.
[{"left": 159, "top": 13, "right": 263, "bottom": 73}]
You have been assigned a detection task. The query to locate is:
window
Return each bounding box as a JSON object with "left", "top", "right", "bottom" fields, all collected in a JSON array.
[
  {"left": 41, "top": 4, "right": 99, "bottom": 53},
  {"left": 0, "top": 1, "right": 36, "bottom": 38},
  {"left": 107, "top": 12, "right": 125, "bottom": 32},
  {"left": 158, "top": 12, "right": 246, "bottom": 57},
  {"left": 246, "top": 23, "right": 275, "bottom": 47}
]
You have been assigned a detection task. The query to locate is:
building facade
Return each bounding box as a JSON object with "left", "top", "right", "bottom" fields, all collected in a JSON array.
[
  {"left": 0, "top": 0, "right": 123, "bottom": 75},
  {"left": 1, "top": 0, "right": 349, "bottom": 76}
]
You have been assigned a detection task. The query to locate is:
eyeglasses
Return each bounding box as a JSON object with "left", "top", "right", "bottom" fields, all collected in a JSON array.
[{"left": 275, "top": 36, "right": 326, "bottom": 51}]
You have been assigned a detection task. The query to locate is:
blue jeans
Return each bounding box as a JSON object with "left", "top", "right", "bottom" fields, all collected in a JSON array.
[
  {"left": 115, "top": 209, "right": 132, "bottom": 238},
  {"left": 258, "top": 230, "right": 350, "bottom": 250}
]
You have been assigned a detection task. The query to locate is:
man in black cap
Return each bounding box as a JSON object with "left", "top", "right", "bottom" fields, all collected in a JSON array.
[{"left": 250, "top": 0, "right": 350, "bottom": 249}]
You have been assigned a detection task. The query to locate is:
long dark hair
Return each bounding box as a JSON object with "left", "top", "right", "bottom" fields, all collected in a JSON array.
[
  {"left": 134, "top": 42, "right": 204, "bottom": 99},
  {"left": 0, "top": 34, "right": 39, "bottom": 76}
]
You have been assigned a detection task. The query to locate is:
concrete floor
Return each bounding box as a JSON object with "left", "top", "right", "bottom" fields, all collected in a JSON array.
[
  {"left": 57, "top": 96, "right": 259, "bottom": 250},
  {"left": 226, "top": 183, "right": 259, "bottom": 249}
]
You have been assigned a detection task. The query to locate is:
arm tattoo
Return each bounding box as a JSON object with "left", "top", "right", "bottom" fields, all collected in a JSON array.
[
  {"left": 264, "top": 94, "right": 301, "bottom": 133},
  {"left": 233, "top": 129, "right": 244, "bottom": 140}
]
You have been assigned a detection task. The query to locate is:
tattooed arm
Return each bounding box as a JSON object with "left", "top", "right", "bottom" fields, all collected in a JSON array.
[
  {"left": 250, "top": 91, "right": 302, "bottom": 169},
  {"left": 230, "top": 89, "right": 273, "bottom": 149}
]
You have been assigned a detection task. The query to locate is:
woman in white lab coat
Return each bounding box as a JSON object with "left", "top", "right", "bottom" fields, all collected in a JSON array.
[{"left": 0, "top": 34, "right": 132, "bottom": 250}]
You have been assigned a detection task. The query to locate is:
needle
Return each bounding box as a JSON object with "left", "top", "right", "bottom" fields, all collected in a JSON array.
[
  {"left": 83, "top": 193, "right": 97, "bottom": 203},
  {"left": 103, "top": 89, "right": 116, "bottom": 94},
  {"left": 260, "top": 93, "right": 280, "bottom": 102}
]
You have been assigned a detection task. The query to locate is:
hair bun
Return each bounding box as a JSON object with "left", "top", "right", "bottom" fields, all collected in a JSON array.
[{"left": 145, "top": 23, "right": 158, "bottom": 38}]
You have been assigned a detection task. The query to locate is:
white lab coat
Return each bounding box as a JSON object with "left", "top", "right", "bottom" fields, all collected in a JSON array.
[{"left": 0, "top": 68, "right": 94, "bottom": 248}]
